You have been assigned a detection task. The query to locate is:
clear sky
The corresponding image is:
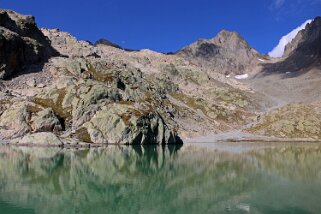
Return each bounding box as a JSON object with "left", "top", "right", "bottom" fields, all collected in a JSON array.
[{"left": 0, "top": 0, "right": 320, "bottom": 53}]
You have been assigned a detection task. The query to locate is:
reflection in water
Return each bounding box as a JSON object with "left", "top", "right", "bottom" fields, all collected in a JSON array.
[{"left": 0, "top": 143, "right": 320, "bottom": 214}]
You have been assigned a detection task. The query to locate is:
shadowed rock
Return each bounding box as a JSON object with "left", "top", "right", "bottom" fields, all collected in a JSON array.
[{"left": 0, "top": 9, "right": 58, "bottom": 79}]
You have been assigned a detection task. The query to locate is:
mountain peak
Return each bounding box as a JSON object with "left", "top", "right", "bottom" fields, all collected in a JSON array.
[
  {"left": 176, "top": 30, "right": 260, "bottom": 75},
  {"left": 210, "top": 30, "right": 246, "bottom": 45},
  {"left": 215, "top": 30, "right": 242, "bottom": 39},
  {"left": 216, "top": 29, "right": 239, "bottom": 37}
]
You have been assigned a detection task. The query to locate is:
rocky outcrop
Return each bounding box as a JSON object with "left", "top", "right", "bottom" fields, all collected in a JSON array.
[
  {"left": 30, "top": 108, "right": 62, "bottom": 132},
  {"left": 0, "top": 100, "right": 63, "bottom": 140},
  {"left": 41, "top": 28, "right": 98, "bottom": 58},
  {"left": 0, "top": 50, "right": 182, "bottom": 145},
  {"left": 0, "top": 102, "right": 31, "bottom": 139},
  {"left": 177, "top": 30, "right": 261, "bottom": 75},
  {"left": 0, "top": 9, "right": 185, "bottom": 145},
  {"left": 0, "top": 9, "right": 57, "bottom": 79},
  {"left": 79, "top": 103, "right": 180, "bottom": 144}
]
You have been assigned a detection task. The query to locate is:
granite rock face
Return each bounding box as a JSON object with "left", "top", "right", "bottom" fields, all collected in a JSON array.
[
  {"left": 80, "top": 103, "right": 180, "bottom": 144},
  {"left": 0, "top": 9, "right": 57, "bottom": 79},
  {"left": 0, "top": 102, "right": 31, "bottom": 139},
  {"left": 0, "top": 9, "right": 184, "bottom": 145}
]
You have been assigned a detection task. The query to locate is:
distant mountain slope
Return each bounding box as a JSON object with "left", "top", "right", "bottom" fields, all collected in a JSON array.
[
  {"left": 176, "top": 30, "right": 262, "bottom": 75},
  {"left": 284, "top": 17, "right": 321, "bottom": 58},
  {"left": 269, "top": 19, "right": 313, "bottom": 58},
  {"left": 262, "top": 17, "right": 321, "bottom": 73}
]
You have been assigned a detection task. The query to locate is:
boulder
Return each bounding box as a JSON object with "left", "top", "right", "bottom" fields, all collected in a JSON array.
[
  {"left": 0, "top": 102, "right": 30, "bottom": 139},
  {"left": 30, "top": 108, "right": 62, "bottom": 132}
]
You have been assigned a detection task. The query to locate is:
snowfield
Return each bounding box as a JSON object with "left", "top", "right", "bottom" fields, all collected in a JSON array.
[{"left": 235, "top": 74, "right": 249, "bottom": 80}]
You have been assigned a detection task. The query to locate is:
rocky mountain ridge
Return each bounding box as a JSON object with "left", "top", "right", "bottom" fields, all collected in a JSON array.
[{"left": 1, "top": 9, "right": 321, "bottom": 145}]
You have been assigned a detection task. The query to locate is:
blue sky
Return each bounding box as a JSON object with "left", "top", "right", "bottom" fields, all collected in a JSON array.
[{"left": 0, "top": 0, "right": 320, "bottom": 53}]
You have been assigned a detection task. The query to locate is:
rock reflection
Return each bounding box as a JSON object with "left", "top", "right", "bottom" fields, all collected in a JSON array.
[{"left": 0, "top": 144, "right": 320, "bottom": 214}]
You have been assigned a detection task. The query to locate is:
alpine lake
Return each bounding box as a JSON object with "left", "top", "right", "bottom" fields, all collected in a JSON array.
[{"left": 0, "top": 142, "right": 321, "bottom": 214}]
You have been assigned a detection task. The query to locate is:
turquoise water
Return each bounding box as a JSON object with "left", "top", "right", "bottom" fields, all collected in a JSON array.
[{"left": 0, "top": 143, "right": 321, "bottom": 214}]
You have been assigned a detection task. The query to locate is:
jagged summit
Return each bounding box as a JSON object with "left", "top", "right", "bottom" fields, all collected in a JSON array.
[
  {"left": 95, "top": 38, "right": 122, "bottom": 49},
  {"left": 176, "top": 30, "right": 261, "bottom": 75},
  {"left": 210, "top": 30, "right": 249, "bottom": 46}
]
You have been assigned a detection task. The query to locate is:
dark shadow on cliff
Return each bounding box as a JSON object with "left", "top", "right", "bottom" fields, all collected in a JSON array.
[
  {"left": 0, "top": 9, "right": 60, "bottom": 80},
  {"left": 178, "top": 41, "right": 220, "bottom": 60},
  {"left": 255, "top": 55, "right": 320, "bottom": 80}
]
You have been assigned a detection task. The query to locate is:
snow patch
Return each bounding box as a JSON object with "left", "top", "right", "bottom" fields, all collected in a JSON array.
[
  {"left": 258, "top": 58, "right": 265, "bottom": 62},
  {"left": 268, "top": 19, "right": 313, "bottom": 58},
  {"left": 235, "top": 74, "right": 249, "bottom": 80}
]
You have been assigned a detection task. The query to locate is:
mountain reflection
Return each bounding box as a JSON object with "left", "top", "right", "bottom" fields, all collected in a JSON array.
[{"left": 0, "top": 144, "right": 321, "bottom": 214}]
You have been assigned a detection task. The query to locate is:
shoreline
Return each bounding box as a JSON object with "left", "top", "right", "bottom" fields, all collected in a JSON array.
[{"left": 2, "top": 137, "right": 321, "bottom": 149}]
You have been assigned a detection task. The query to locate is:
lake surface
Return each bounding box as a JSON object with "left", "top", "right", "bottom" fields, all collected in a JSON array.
[{"left": 0, "top": 142, "right": 321, "bottom": 214}]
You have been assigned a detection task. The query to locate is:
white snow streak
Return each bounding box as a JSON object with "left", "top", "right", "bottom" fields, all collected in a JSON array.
[
  {"left": 235, "top": 74, "right": 249, "bottom": 80},
  {"left": 268, "top": 19, "right": 313, "bottom": 58}
]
